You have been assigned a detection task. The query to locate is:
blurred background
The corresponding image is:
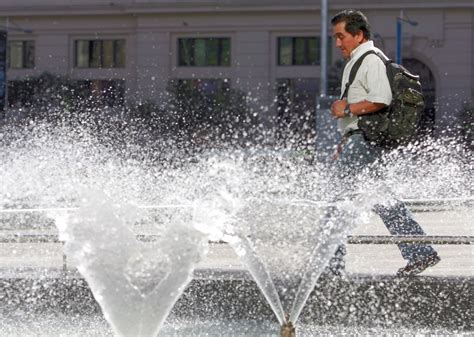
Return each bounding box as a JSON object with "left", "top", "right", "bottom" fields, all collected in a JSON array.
[{"left": 0, "top": 0, "right": 472, "bottom": 147}]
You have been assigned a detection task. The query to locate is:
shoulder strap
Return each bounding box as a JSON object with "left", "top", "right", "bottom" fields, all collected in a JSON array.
[{"left": 341, "top": 50, "right": 376, "bottom": 99}]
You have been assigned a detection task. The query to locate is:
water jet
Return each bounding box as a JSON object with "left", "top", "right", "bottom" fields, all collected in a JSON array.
[{"left": 0, "top": 123, "right": 472, "bottom": 335}]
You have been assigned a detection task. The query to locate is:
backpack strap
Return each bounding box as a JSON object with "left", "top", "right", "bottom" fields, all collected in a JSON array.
[{"left": 341, "top": 50, "right": 376, "bottom": 99}]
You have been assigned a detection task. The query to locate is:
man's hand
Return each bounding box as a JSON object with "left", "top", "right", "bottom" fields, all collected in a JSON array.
[
  {"left": 330, "top": 99, "right": 348, "bottom": 119},
  {"left": 331, "top": 100, "right": 388, "bottom": 118}
]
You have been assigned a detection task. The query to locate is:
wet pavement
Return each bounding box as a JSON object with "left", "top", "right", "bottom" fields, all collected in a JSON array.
[{"left": 0, "top": 205, "right": 472, "bottom": 279}]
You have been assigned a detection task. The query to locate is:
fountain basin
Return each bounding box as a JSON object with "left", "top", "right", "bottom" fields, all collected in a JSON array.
[
  {"left": 1, "top": 201, "right": 472, "bottom": 335},
  {"left": 1, "top": 273, "right": 471, "bottom": 335}
]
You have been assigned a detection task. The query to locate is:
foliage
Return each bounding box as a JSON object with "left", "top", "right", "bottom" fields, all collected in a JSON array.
[
  {"left": 460, "top": 100, "right": 472, "bottom": 148},
  {"left": 327, "top": 59, "right": 345, "bottom": 96},
  {"left": 164, "top": 79, "right": 258, "bottom": 148},
  {"left": 4, "top": 72, "right": 259, "bottom": 150},
  {"left": 6, "top": 72, "right": 126, "bottom": 125}
]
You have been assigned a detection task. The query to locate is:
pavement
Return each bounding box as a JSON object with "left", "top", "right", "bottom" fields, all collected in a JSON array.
[
  {"left": 347, "top": 207, "right": 473, "bottom": 278},
  {"left": 0, "top": 205, "right": 472, "bottom": 280}
]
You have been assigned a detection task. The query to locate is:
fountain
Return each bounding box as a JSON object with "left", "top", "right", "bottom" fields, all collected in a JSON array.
[
  {"left": 50, "top": 189, "right": 208, "bottom": 337},
  {"left": 0, "top": 120, "right": 472, "bottom": 336}
]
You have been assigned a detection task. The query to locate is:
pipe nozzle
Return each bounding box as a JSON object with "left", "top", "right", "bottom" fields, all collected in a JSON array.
[{"left": 281, "top": 320, "right": 295, "bottom": 337}]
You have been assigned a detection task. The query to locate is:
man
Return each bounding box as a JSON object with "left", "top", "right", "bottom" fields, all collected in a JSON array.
[{"left": 329, "top": 9, "right": 440, "bottom": 276}]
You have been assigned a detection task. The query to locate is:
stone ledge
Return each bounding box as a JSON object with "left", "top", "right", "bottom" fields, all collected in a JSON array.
[{"left": 0, "top": 272, "right": 471, "bottom": 331}]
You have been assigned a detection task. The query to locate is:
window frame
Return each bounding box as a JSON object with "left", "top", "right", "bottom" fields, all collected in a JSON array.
[
  {"left": 277, "top": 36, "right": 329, "bottom": 66},
  {"left": 73, "top": 39, "right": 126, "bottom": 69},
  {"left": 7, "top": 40, "right": 35, "bottom": 69},
  {"left": 177, "top": 37, "right": 231, "bottom": 67}
]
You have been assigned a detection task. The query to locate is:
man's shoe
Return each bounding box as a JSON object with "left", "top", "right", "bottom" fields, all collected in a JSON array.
[{"left": 396, "top": 253, "right": 441, "bottom": 277}]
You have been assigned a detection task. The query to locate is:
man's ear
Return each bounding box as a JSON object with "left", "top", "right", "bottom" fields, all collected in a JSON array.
[{"left": 356, "top": 31, "right": 365, "bottom": 43}]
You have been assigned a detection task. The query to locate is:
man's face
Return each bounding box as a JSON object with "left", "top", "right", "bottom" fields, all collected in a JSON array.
[{"left": 332, "top": 21, "right": 364, "bottom": 59}]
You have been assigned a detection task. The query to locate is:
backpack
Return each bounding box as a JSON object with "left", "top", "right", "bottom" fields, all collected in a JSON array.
[{"left": 342, "top": 50, "right": 425, "bottom": 147}]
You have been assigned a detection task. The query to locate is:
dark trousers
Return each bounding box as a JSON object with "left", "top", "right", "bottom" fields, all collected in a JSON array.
[{"left": 329, "top": 133, "right": 437, "bottom": 269}]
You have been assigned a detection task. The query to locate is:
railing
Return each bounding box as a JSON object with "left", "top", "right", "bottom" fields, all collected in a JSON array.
[
  {"left": 347, "top": 235, "right": 473, "bottom": 245},
  {"left": 1, "top": 233, "right": 473, "bottom": 245},
  {"left": 1, "top": 232, "right": 472, "bottom": 273}
]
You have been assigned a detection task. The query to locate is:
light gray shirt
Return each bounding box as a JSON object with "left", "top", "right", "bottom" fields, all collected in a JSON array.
[{"left": 338, "top": 41, "right": 392, "bottom": 135}]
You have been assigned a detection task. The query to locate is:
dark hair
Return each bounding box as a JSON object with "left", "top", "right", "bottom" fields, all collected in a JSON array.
[{"left": 331, "top": 9, "right": 371, "bottom": 40}]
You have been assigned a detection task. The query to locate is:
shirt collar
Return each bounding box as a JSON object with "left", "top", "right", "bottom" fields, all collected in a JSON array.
[{"left": 350, "top": 40, "right": 374, "bottom": 60}]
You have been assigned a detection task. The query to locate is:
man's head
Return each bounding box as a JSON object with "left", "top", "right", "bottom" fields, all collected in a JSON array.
[{"left": 331, "top": 10, "right": 371, "bottom": 59}]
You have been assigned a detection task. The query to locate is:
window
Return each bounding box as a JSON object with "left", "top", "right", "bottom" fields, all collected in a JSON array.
[
  {"left": 74, "top": 39, "right": 125, "bottom": 68},
  {"left": 178, "top": 38, "right": 230, "bottom": 66},
  {"left": 8, "top": 40, "right": 35, "bottom": 69},
  {"left": 278, "top": 37, "right": 330, "bottom": 66}
]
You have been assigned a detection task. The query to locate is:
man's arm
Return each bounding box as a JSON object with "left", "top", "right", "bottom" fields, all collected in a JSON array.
[{"left": 331, "top": 99, "right": 386, "bottom": 119}]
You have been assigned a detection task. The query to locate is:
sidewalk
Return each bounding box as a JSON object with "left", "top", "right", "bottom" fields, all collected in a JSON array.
[
  {"left": 195, "top": 207, "right": 473, "bottom": 279},
  {"left": 0, "top": 207, "right": 472, "bottom": 279},
  {"left": 348, "top": 208, "right": 473, "bottom": 278}
]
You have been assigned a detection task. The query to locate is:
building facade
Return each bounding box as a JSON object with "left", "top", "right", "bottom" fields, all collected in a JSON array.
[{"left": 1, "top": 0, "right": 473, "bottom": 136}]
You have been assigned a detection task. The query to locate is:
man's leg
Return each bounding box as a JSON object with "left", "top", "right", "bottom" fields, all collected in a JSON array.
[
  {"left": 325, "top": 134, "right": 376, "bottom": 276},
  {"left": 373, "top": 201, "right": 440, "bottom": 276}
]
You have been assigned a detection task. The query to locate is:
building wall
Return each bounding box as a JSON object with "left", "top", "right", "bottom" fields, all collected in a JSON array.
[{"left": 2, "top": 1, "right": 473, "bottom": 134}]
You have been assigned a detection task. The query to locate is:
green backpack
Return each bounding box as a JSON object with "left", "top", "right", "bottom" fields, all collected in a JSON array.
[{"left": 342, "top": 50, "right": 425, "bottom": 147}]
